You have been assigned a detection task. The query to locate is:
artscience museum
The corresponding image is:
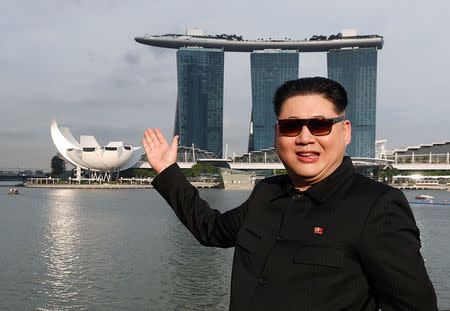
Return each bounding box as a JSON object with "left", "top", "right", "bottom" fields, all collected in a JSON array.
[{"left": 50, "top": 120, "right": 142, "bottom": 180}]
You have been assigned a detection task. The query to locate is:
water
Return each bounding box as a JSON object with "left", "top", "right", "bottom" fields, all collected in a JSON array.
[
  {"left": 0, "top": 184, "right": 449, "bottom": 310},
  {"left": 403, "top": 189, "right": 450, "bottom": 310}
]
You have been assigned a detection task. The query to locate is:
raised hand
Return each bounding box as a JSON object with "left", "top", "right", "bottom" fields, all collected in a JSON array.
[{"left": 141, "top": 128, "right": 179, "bottom": 174}]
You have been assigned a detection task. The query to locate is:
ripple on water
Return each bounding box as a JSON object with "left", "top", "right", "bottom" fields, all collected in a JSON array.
[{"left": 0, "top": 188, "right": 449, "bottom": 310}]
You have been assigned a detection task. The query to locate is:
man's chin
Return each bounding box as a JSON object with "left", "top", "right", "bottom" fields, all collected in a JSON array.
[{"left": 287, "top": 168, "right": 321, "bottom": 184}]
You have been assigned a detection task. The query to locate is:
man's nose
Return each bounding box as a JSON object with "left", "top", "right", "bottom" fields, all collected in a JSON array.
[{"left": 295, "top": 125, "right": 316, "bottom": 144}]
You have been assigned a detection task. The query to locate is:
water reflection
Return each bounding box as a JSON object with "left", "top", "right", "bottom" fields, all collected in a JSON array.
[
  {"left": 39, "top": 189, "right": 83, "bottom": 310},
  {"left": 156, "top": 216, "right": 233, "bottom": 311}
]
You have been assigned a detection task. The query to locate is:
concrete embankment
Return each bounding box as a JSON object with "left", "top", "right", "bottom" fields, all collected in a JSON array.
[
  {"left": 24, "top": 183, "right": 154, "bottom": 189},
  {"left": 392, "top": 184, "right": 448, "bottom": 191},
  {"left": 24, "top": 182, "right": 220, "bottom": 189}
]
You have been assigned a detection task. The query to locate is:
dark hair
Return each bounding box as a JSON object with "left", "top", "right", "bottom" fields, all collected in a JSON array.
[{"left": 273, "top": 77, "right": 348, "bottom": 116}]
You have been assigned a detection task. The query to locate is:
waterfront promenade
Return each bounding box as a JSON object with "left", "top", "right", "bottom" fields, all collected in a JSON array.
[
  {"left": 24, "top": 178, "right": 220, "bottom": 189},
  {"left": 23, "top": 176, "right": 450, "bottom": 191}
]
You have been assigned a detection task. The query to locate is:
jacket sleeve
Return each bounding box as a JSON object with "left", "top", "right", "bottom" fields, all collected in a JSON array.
[
  {"left": 152, "top": 163, "right": 248, "bottom": 248},
  {"left": 358, "top": 187, "right": 437, "bottom": 311}
]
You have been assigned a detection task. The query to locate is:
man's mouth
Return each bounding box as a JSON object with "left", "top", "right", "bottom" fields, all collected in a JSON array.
[{"left": 296, "top": 152, "right": 319, "bottom": 159}]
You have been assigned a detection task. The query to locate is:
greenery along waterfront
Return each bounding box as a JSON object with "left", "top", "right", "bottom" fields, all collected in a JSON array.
[{"left": 131, "top": 163, "right": 218, "bottom": 179}]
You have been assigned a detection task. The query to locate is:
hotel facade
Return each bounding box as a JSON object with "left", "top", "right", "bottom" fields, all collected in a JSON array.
[
  {"left": 248, "top": 50, "right": 299, "bottom": 152},
  {"left": 174, "top": 47, "right": 224, "bottom": 157}
]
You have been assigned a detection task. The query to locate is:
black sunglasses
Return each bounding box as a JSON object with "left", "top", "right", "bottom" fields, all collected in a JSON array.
[{"left": 276, "top": 117, "right": 345, "bottom": 137}]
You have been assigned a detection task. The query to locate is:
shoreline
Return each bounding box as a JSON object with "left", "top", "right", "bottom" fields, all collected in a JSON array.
[
  {"left": 23, "top": 181, "right": 220, "bottom": 189},
  {"left": 391, "top": 184, "right": 449, "bottom": 191},
  {"left": 18, "top": 181, "right": 450, "bottom": 191}
]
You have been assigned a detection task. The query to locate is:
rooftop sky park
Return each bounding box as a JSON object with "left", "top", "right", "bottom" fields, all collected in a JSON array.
[{"left": 134, "top": 31, "right": 383, "bottom": 52}]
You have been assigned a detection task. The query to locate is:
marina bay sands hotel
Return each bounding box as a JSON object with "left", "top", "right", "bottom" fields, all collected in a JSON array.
[{"left": 135, "top": 29, "right": 383, "bottom": 158}]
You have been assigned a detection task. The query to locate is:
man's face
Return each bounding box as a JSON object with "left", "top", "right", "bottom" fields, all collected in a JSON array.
[{"left": 275, "top": 94, "right": 351, "bottom": 189}]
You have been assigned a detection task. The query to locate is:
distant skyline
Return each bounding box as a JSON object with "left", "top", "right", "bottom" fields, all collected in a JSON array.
[{"left": 1, "top": 0, "right": 449, "bottom": 169}]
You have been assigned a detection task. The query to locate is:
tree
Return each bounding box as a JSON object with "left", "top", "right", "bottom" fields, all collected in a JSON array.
[
  {"left": 132, "top": 169, "right": 156, "bottom": 178},
  {"left": 191, "top": 163, "right": 203, "bottom": 177},
  {"left": 51, "top": 155, "right": 66, "bottom": 176},
  {"left": 328, "top": 33, "right": 342, "bottom": 40},
  {"left": 309, "top": 35, "right": 327, "bottom": 41},
  {"left": 183, "top": 163, "right": 217, "bottom": 178},
  {"left": 203, "top": 163, "right": 217, "bottom": 174},
  {"left": 378, "top": 167, "right": 399, "bottom": 183}
]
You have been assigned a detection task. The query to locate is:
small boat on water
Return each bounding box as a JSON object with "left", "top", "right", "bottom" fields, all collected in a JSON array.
[
  {"left": 409, "top": 194, "right": 450, "bottom": 206},
  {"left": 8, "top": 188, "right": 19, "bottom": 195},
  {"left": 415, "top": 194, "right": 434, "bottom": 202}
]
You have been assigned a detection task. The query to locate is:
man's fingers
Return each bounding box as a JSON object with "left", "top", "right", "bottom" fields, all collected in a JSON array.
[
  {"left": 141, "top": 138, "right": 150, "bottom": 153},
  {"left": 144, "top": 128, "right": 159, "bottom": 149},
  {"left": 155, "top": 128, "right": 169, "bottom": 146},
  {"left": 171, "top": 135, "right": 179, "bottom": 151},
  {"left": 145, "top": 128, "right": 160, "bottom": 146}
]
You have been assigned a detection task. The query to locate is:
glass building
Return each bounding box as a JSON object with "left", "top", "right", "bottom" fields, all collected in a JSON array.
[
  {"left": 174, "top": 47, "right": 224, "bottom": 157},
  {"left": 327, "top": 48, "right": 378, "bottom": 158},
  {"left": 248, "top": 50, "right": 299, "bottom": 152}
]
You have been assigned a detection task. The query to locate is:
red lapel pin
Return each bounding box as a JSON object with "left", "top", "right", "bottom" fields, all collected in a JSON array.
[{"left": 314, "top": 227, "right": 323, "bottom": 235}]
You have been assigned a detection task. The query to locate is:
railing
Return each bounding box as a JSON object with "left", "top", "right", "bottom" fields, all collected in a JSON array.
[
  {"left": 27, "top": 177, "right": 61, "bottom": 184},
  {"left": 388, "top": 153, "right": 450, "bottom": 164}
]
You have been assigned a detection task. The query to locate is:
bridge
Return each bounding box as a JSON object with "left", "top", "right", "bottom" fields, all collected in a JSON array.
[
  {"left": 393, "top": 163, "right": 450, "bottom": 170},
  {"left": 136, "top": 153, "right": 450, "bottom": 172},
  {"left": 138, "top": 161, "right": 286, "bottom": 170},
  {"left": 389, "top": 153, "right": 450, "bottom": 171},
  {"left": 136, "top": 157, "right": 394, "bottom": 171}
]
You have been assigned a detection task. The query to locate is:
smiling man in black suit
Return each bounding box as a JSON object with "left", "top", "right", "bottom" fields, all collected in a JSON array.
[{"left": 142, "top": 77, "right": 437, "bottom": 310}]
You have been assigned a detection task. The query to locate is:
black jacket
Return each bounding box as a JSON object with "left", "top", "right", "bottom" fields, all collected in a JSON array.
[{"left": 152, "top": 157, "right": 437, "bottom": 310}]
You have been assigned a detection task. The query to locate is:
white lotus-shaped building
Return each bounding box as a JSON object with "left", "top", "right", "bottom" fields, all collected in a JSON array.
[{"left": 51, "top": 120, "right": 141, "bottom": 172}]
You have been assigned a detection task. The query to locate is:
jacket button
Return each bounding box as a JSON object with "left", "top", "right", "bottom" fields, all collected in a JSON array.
[
  {"left": 292, "top": 194, "right": 301, "bottom": 200},
  {"left": 257, "top": 278, "right": 266, "bottom": 287}
]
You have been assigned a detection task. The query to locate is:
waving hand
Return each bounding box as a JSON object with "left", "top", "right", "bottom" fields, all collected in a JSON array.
[{"left": 141, "top": 128, "right": 179, "bottom": 174}]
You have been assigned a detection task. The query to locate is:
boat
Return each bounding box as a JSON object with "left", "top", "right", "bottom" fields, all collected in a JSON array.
[
  {"left": 415, "top": 194, "right": 434, "bottom": 202},
  {"left": 8, "top": 188, "right": 19, "bottom": 194},
  {"left": 409, "top": 194, "right": 450, "bottom": 206}
]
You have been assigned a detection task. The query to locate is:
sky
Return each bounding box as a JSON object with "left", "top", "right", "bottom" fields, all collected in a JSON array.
[{"left": 1, "top": 0, "right": 449, "bottom": 170}]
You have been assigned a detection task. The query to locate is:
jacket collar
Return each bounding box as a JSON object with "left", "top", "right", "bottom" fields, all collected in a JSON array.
[
  {"left": 274, "top": 156, "right": 354, "bottom": 203},
  {"left": 305, "top": 156, "right": 354, "bottom": 204}
]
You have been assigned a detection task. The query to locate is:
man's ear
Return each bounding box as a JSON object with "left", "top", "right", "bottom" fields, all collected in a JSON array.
[{"left": 343, "top": 120, "right": 351, "bottom": 146}]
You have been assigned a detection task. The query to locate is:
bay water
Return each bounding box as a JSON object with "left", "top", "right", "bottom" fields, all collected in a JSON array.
[{"left": 1, "top": 182, "right": 449, "bottom": 310}]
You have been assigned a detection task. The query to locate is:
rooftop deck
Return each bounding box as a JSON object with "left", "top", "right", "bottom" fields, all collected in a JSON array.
[{"left": 135, "top": 34, "right": 384, "bottom": 52}]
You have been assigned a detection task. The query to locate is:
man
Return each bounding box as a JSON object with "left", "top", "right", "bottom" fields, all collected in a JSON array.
[{"left": 142, "top": 77, "right": 437, "bottom": 310}]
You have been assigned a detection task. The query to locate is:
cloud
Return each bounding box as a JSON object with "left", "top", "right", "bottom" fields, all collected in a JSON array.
[
  {"left": 0, "top": 129, "right": 39, "bottom": 140},
  {"left": 124, "top": 51, "right": 141, "bottom": 65},
  {"left": 147, "top": 46, "right": 173, "bottom": 58},
  {"left": 1, "top": 0, "right": 449, "bottom": 168}
]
